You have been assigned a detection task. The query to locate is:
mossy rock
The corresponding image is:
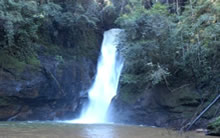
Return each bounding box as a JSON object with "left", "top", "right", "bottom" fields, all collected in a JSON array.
[
  {"left": 0, "top": 97, "right": 11, "bottom": 106},
  {"left": 207, "top": 116, "right": 220, "bottom": 136},
  {"left": 172, "top": 85, "right": 201, "bottom": 107},
  {"left": 26, "top": 56, "right": 41, "bottom": 68},
  {"left": 0, "top": 51, "right": 26, "bottom": 74},
  {"left": 0, "top": 51, "right": 42, "bottom": 74},
  {"left": 119, "top": 83, "right": 142, "bottom": 104},
  {"left": 0, "top": 96, "right": 20, "bottom": 106}
]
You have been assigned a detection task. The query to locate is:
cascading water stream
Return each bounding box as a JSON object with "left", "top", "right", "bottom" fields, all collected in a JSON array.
[{"left": 70, "top": 29, "right": 123, "bottom": 124}]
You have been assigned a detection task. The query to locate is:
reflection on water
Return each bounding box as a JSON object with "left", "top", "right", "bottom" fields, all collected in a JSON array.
[
  {"left": 83, "top": 125, "right": 114, "bottom": 138},
  {"left": 0, "top": 122, "right": 218, "bottom": 138}
]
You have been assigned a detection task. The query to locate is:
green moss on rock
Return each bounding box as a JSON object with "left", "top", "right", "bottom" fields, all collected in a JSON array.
[
  {"left": 26, "top": 56, "right": 41, "bottom": 67},
  {"left": 0, "top": 51, "right": 26, "bottom": 73},
  {"left": 0, "top": 96, "right": 20, "bottom": 106},
  {"left": 207, "top": 116, "right": 220, "bottom": 136},
  {"left": 0, "top": 97, "right": 10, "bottom": 106}
]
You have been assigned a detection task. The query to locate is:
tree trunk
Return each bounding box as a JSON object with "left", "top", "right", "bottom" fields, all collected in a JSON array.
[
  {"left": 189, "top": 0, "right": 193, "bottom": 16},
  {"left": 176, "top": 0, "right": 179, "bottom": 15}
]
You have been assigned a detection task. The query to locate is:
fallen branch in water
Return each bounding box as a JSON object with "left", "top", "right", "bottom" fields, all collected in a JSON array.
[{"left": 185, "top": 93, "right": 220, "bottom": 131}]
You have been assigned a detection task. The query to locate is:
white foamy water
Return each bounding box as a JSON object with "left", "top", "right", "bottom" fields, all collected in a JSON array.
[{"left": 69, "top": 29, "right": 123, "bottom": 124}]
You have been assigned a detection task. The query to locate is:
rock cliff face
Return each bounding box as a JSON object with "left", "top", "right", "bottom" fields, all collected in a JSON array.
[
  {"left": 0, "top": 44, "right": 101, "bottom": 121},
  {"left": 0, "top": 0, "right": 103, "bottom": 121},
  {"left": 110, "top": 84, "right": 220, "bottom": 129}
]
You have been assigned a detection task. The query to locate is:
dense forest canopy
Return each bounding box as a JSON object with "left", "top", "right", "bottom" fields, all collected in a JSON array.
[
  {"left": 0, "top": 0, "right": 107, "bottom": 71},
  {"left": 115, "top": 0, "right": 220, "bottom": 94}
]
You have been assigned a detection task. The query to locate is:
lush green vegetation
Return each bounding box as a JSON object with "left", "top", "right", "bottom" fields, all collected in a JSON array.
[
  {"left": 0, "top": 0, "right": 219, "bottom": 131},
  {"left": 0, "top": 0, "right": 218, "bottom": 104},
  {"left": 116, "top": 0, "right": 220, "bottom": 94},
  {"left": 0, "top": 0, "right": 113, "bottom": 72},
  {"left": 208, "top": 116, "right": 220, "bottom": 135},
  {"left": 0, "top": 0, "right": 42, "bottom": 62},
  {"left": 114, "top": 1, "right": 220, "bottom": 131}
]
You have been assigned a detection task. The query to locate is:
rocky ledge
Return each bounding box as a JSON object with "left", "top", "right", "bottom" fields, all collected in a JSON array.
[
  {"left": 0, "top": 55, "right": 96, "bottom": 121},
  {"left": 109, "top": 84, "right": 220, "bottom": 130}
]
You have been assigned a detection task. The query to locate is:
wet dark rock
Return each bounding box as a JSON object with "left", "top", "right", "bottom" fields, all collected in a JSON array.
[
  {"left": 0, "top": 57, "right": 96, "bottom": 120},
  {"left": 110, "top": 85, "right": 220, "bottom": 129},
  {"left": 0, "top": 0, "right": 103, "bottom": 121},
  {"left": 0, "top": 55, "right": 96, "bottom": 121}
]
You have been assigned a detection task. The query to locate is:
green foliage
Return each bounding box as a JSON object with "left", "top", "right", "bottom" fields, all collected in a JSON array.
[
  {"left": 210, "top": 116, "right": 220, "bottom": 127},
  {"left": 150, "top": 65, "right": 170, "bottom": 85},
  {"left": 38, "top": 1, "right": 101, "bottom": 61},
  {"left": 0, "top": 0, "right": 103, "bottom": 71},
  {"left": 148, "top": 2, "right": 169, "bottom": 15},
  {"left": 26, "top": 56, "right": 41, "bottom": 67},
  {"left": 115, "top": 4, "right": 147, "bottom": 26},
  {"left": 101, "top": 5, "right": 118, "bottom": 28},
  {"left": 117, "top": 0, "right": 220, "bottom": 93},
  {"left": 174, "top": 0, "right": 220, "bottom": 86},
  {"left": 117, "top": 3, "right": 174, "bottom": 87},
  {"left": 0, "top": 0, "right": 44, "bottom": 62},
  {"left": 0, "top": 51, "right": 25, "bottom": 73},
  {"left": 208, "top": 116, "right": 220, "bottom": 135},
  {"left": 55, "top": 55, "right": 64, "bottom": 63}
]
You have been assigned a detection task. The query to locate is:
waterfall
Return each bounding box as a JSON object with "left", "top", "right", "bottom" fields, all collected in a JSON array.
[{"left": 70, "top": 29, "right": 123, "bottom": 124}]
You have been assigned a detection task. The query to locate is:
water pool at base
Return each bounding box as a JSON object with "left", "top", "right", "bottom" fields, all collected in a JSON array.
[{"left": 0, "top": 122, "right": 217, "bottom": 138}]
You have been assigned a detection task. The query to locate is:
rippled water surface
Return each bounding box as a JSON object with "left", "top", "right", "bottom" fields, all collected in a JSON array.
[{"left": 0, "top": 122, "right": 218, "bottom": 138}]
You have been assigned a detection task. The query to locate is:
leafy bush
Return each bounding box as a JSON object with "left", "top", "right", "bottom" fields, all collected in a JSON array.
[
  {"left": 0, "top": 0, "right": 43, "bottom": 62},
  {"left": 0, "top": 0, "right": 103, "bottom": 68},
  {"left": 117, "top": 0, "right": 220, "bottom": 92},
  {"left": 117, "top": 3, "right": 174, "bottom": 87}
]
